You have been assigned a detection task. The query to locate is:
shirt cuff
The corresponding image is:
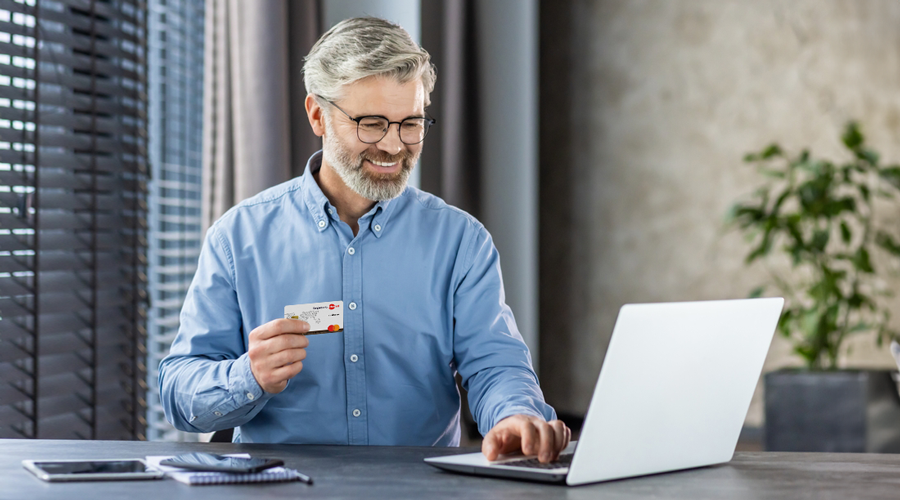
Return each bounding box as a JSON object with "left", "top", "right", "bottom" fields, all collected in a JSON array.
[
  {"left": 230, "top": 353, "right": 274, "bottom": 405},
  {"left": 491, "top": 406, "right": 546, "bottom": 430}
]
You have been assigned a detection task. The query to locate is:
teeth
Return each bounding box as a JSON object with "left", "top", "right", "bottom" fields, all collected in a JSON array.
[{"left": 369, "top": 160, "right": 397, "bottom": 167}]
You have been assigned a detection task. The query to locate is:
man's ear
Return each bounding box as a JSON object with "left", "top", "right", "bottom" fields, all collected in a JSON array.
[{"left": 305, "top": 94, "right": 326, "bottom": 137}]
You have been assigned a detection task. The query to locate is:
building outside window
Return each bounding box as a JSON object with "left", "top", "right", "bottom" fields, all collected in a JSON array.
[{"left": 146, "top": 0, "right": 205, "bottom": 442}]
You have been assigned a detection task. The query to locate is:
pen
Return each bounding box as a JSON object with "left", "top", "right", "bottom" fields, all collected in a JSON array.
[{"left": 292, "top": 469, "right": 313, "bottom": 485}]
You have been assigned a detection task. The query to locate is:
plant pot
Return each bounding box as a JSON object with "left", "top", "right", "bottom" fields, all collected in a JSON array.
[{"left": 764, "top": 369, "right": 900, "bottom": 452}]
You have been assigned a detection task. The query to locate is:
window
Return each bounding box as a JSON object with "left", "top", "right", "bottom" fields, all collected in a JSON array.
[
  {"left": 145, "top": 0, "right": 204, "bottom": 441},
  {"left": 0, "top": 0, "right": 148, "bottom": 439}
]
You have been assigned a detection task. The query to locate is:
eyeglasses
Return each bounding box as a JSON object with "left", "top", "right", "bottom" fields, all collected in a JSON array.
[{"left": 317, "top": 95, "right": 436, "bottom": 145}]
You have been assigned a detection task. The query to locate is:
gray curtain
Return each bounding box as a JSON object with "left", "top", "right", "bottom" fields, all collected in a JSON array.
[
  {"left": 419, "top": 0, "right": 485, "bottom": 441},
  {"left": 202, "top": 0, "right": 322, "bottom": 233},
  {"left": 420, "top": 0, "right": 482, "bottom": 218}
]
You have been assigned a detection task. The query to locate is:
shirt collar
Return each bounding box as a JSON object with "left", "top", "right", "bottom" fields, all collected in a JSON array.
[{"left": 300, "top": 150, "right": 402, "bottom": 237}]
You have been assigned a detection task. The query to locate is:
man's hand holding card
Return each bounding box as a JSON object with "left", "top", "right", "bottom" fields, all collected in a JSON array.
[
  {"left": 247, "top": 301, "right": 344, "bottom": 394},
  {"left": 247, "top": 318, "right": 310, "bottom": 394}
]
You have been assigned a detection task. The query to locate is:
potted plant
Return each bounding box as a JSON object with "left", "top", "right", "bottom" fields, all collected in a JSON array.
[{"left": 729, "top": 122, "right": 900, "bottom": 452}]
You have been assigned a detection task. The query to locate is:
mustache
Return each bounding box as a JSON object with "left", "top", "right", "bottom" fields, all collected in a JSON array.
[{"left": 360, "top": 150, "right": 413, "bottom": 164}]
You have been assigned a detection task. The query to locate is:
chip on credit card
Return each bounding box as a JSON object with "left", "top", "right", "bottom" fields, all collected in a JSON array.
[{"left": 284, "top": 301, "right": 344, "bottom": 335}]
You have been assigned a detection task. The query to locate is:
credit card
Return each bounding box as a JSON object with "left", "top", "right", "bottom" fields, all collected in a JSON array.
[{"left": 284, "top": 301, "right": 344, "bottom": 335}]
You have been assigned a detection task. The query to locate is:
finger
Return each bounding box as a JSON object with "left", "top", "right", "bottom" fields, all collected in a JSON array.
[
  {"left": 483, "top": 428, "right": 521, "bottom": 461},
  {"left": 252, "top": 319, "right": 310, "bottom": 341},
  {"left": 281, "top": 318, "right": 311, "bottom": 335},
  {"left": 551, "top": 421, "right": 567, "bottom": 456},
  {"left": 267, "top": 347, "right": 307, "bottom": 370},
  {"left": 517, "top": 419, "right": 539, "bottom": 456},
  {"left": 253, "top": 357, "right": 304, "bottom": 394},
  {"left": 249, "top": 344, "right": 306, "bottom": 381},
  {"left": 482, "top": 431, "right": 500, "bottom": 461},
  {"left": 534, "top": 422, "right": 556, "bottom": 463},
  {"left": 271, "top": 359, "right": 305, "bottom": 380},
  {"left": 269, "top": 333, "right": 310, "bottom": 353}
]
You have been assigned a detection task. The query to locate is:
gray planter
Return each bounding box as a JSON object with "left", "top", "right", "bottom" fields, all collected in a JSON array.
[{"left": 764, "top": 369, "right": 900, "bottom": 452}]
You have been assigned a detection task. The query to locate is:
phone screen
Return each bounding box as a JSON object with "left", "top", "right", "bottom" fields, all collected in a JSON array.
[
  {"left": 34, "top": 460, "right": 150, "bottom": 474},
  {"left": 160, "top": 453, "right": 282, "bottom": 473}
]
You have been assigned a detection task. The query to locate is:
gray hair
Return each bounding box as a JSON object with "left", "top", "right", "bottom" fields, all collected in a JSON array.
[{"left": 303, "top": 17, "right": 436, "bottom": 106}]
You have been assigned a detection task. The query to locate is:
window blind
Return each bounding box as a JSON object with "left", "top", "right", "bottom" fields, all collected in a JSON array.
[{"left": 0, "top": 0, "right": 148, "bottom": 439}]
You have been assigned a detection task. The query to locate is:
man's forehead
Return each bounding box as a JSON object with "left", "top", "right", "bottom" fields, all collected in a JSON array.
[{"left": 338, "top": 76, "right": 425, "bottom": 117}]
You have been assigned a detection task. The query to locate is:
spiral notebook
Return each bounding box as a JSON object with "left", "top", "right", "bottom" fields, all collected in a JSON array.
[{"left": 147, "top": 454, "right": 303, "bottom": 485}]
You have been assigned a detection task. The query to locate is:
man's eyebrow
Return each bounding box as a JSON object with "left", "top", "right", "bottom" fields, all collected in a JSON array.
[{"left": 358, "top": 113, "right": 427, "bottom": 120}]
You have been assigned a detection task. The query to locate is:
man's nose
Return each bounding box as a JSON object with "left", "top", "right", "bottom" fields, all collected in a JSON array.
[{"left": 377, "top": 124, "right": 403, "bottom": 155}]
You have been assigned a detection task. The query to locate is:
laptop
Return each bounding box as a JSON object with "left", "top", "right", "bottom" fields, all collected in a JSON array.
[{"left": 425, "top": 297, "right": 784, "bottom": 486}]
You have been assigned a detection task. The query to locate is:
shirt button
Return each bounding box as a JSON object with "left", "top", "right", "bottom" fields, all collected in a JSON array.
[
  {"left": 348, "top": 247, "right": 355, "bottom": 255},
  {"left": 317, "top": 220, "right": 326, "bottom": 228},
  {"left": 374, "top": 224, "right": 382, "bottom": 232},
  {"left": 350, "top": 354, "right": 358, "bottom": 362},
  {"left": 352, "top": 409, "right": 361, "bottom": 417},
  {"left": 246, "top": 392, "right": 255, "bottom": 400},
  {"left": 190, "top": 416, "right": 197, "bottom": 422},
  {"left": 214, "top": 411, "right": 222, "bottom": 416},
  {"left": 348, "top": 302, "right": 357, "bottom": 310}
]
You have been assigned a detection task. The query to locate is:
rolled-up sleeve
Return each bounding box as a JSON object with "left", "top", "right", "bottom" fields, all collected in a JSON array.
[
  {"left": 158, "top": 223, "right": 274, "bottom": 433},
  {"left": 452, "top": 225, "right": 557, "bottom": 436}
]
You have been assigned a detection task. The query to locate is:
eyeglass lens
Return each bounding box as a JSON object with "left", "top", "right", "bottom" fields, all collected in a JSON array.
[{"left": 357, "top": 117, "right": 430, "bottom": 145}]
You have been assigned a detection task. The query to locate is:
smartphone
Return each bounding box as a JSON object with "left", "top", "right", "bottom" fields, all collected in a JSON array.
[
  {"left": 22, "top": 459, "right": 165, "bottom": 482},
  {"left": 159, "top": 453, "right": 284, "bottom": 473}
]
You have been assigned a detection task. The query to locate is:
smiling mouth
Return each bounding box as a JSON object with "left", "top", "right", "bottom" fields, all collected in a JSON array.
[{"left": 367, "top": 159, "right": 398, "bottom": 167}]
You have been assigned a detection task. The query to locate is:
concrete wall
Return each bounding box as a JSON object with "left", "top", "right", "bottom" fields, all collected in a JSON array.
[{"left": 540, "top": 0, "right": 900, "bottom": 427}]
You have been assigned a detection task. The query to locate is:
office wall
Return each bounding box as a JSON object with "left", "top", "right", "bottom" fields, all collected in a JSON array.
[{"left": 540, "top": 0, "right": 900, "bottom": 427}]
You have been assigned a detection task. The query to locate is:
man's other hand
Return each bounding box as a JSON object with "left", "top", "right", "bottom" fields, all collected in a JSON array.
[
  {"left": 248, "top": 318, "right": 311, "bottom": 394},
  {"left": 482, "top": 414, "right": 571, "bottom": 463}
]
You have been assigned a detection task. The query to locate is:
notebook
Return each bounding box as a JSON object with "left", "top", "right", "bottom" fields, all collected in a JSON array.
[
  {"left": 426, "top": 297, "right": 784, "bottom": 486},
  {"left": 147, "top": 454, "right": 304, "bottom": 485}
]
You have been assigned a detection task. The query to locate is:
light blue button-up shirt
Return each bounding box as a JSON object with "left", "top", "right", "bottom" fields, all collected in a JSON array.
[{"left": 159, "top": 151, "right": 556, "bottom": 445}]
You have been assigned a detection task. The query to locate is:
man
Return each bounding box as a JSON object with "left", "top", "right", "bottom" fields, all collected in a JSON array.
[{"left": 159, "top": 17, "right": 570, "bottom": 463}]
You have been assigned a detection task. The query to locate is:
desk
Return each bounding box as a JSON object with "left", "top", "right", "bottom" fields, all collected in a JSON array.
[{"left": 1, "top": 439, "right": 899, "bottom": 499}]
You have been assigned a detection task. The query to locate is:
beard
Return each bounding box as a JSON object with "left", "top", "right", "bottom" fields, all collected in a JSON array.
[{"left": 322, "top": 120, "right": 419, "bottom": 202}]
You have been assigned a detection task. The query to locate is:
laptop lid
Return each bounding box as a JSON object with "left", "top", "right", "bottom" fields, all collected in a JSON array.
[{"left": 566, "top": 297, "right": 782, "bottom": 485}]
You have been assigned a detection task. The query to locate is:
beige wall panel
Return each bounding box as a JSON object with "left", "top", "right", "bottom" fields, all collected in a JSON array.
[{"left": 541, "top": 0, "right": 900, "bottom": 427}]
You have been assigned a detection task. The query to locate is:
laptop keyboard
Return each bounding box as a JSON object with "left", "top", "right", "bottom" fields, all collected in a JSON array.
[{"left": 499, "top": 453, "right": 573, "bottom": 469}]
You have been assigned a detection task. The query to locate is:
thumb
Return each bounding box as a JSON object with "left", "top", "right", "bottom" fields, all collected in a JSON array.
[{"left": 482, "top": 433, "right": 500, "bottom": 461}]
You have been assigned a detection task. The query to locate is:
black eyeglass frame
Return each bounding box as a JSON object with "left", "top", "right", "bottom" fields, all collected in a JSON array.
[{"left": 316, "top": 95, "right": 436, "bottom": 145}]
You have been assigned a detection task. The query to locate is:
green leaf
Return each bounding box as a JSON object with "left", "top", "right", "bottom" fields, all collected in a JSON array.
[
  {"left": 825, "top": 197, "right": 856, "bottom": 217},
  {"left": 760, "top": 168, "right": 786, "bottom": 179},
  {"left": 771, "top": 189, "right": 792, "bottom": 214},
  {"left": 842, "top": 122, "right": 864, "bottom": 150},
  {"left": 879, "top": 166, "right": 900, "bottom": 191},
  {"left": 729, "top": 204, "right": 768, "bottom": 229},
  {"left": 853, "top": 247, "right": 875, "bottom": 273},
  {"left": 745, "top": 233, "right": 773, "bottom": 263},
  {"left": 761, "top": 144, "right": 782, "bottom": 159},
  {"left": 858, "top": 148, "right": 879, "bottom": 165},
  {"left": 811, "top": 229, "right": 829, "bottom": 252},
  {"left": 858, "top": 183, "right": 870, "bottom": 202},
  {"left": 848, "top": 322, "right": 870, "bottom": 333},
  {"left": 749, "top": 286, "right": 766, "bottom": 298},
  {"left": 875, "top": 231, "right": 900, "bottom": 257},
  {"left": 793, "top": 344, "right": 818, "bottom": 368},
  {"left": 840, "top": 221, "right": 851, "bottom": 243}
]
